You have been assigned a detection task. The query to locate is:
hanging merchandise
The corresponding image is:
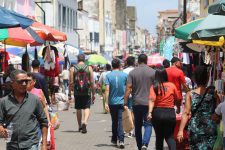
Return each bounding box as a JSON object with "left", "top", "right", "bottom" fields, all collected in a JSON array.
[
  {"left": 34, "top": 47, "right": 38, "bottom": 60},
  {"left": 0, "top": 49, "right": 9, "bottom": 72},
  {"left": 63, "top": 44, "right": 70, "bottom": 69},
  {"left": 42, "top": 45, "right": 60, "bottom": 77},
  {"left": 22, "top": 47, "right": 29, "bottom": 72}
]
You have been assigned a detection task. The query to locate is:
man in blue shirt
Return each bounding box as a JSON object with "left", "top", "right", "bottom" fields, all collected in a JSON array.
[{"left": 105, "top": 59, "right": 127, "bottom": 149}]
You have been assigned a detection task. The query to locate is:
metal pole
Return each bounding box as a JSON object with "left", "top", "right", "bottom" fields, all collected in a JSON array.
[
  {"left": 35, "top": 2, "right": 46, "bottom": 24},
  {"left": 183, "top": 0, "right": 187, "bottom": 24}
]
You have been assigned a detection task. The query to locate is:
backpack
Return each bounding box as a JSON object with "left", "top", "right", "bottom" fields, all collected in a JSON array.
[{"left": 73, "top": 65, "right": 90, "bottom": 96}]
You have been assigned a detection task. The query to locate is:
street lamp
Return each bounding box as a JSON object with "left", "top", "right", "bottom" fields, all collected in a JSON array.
[{"left": 35, "top": 1, "right": 52, "bottom": 25}]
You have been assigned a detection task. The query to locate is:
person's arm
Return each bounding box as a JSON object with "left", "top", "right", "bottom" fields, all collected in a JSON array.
[
  {"left": 105, "top": 85, "right": 110, "bottom": 112},
  {"left": 89, "top": 66, "right": 96, "bottom": 102},
  {"left": 68, "top": 67, "right": 74, "bottom": 99},
  {"left": 40, "top": 91, "right": 51, "bottom": 125},
  {"left": 177, "top": 91, "right": 192, "bottom": 142},
  {"left": 0, "top": 100, "right": 7, "bottom": 138},
  {"left": 148, "top": 86, "right": 156, "bottom": 120},
  {"left": 41, "top": 126, "right": 48, "bottom": 150}
]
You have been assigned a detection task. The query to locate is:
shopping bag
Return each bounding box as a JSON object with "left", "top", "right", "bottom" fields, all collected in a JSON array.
[
  {"left": 122, "top": 109, "right": 134, "bottom": 133},
  {"left": 213, "top": 121, "right": 224, "bottom": 150},
  {"left": 50, "top": 111, "right": 60, "bottom": 130}
]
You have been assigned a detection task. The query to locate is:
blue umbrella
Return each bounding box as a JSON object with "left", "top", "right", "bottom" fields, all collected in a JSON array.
[{"left": 0, "top": 6, "right": 34, "bottom": 29}]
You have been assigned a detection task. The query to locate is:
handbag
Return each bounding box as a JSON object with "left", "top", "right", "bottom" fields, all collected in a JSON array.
[
  {"left": 184, "top": 86, "right": 214, "bottom": 130},
  {"left": 122, "top": 109, "right": 134, "bottom": 133}
]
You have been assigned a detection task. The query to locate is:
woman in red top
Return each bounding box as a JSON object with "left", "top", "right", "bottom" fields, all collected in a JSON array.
[{"left": 148, "top": 68, "right": 179, "bottom": 150}]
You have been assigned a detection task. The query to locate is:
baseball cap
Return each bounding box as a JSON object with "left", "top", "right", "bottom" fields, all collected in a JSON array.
[{"left": 171, "top": 57, "right": 181, "bottom": 64}]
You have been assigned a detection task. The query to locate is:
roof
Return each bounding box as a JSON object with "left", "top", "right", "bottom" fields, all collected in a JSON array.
[{"left": 159, "top": 9, "right": 178, "bottom": 14}]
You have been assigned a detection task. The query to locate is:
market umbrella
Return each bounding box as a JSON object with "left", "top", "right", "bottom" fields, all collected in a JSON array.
[
  {"left": 175, "top": 19, "right": 203, "bottom": 41},
  {"left": 86, "top": 54, "right": 108, "bottom": 65},
  {"left": 208, "top": 0, "right": 225, "bottom": 15},
  {"left": 179, "top": 42, "right": 205, "bottom": 53},
  {"left": 0, "top": 28, "right": 34, "bottom": 47},
  {"left": 31, "top": 21, "right": 67, "bottom": 42},
  {"left": 191, "top": 14, "right": 225, "bottom": 41},
  {"left": 0, "top": 6, "right": 34, "bottom": 29},
  {"left": 147, "top": 53, "right": 164, "bottom": 66}
]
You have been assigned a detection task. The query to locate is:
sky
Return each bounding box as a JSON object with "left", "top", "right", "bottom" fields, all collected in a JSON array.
[{"left": 127, "top": 0, "right": 178, "bottom": 36}]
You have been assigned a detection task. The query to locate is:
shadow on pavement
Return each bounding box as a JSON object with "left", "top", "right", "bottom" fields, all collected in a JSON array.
[
  {"left": 94, "top": 144, "right": 117, "bottom": 148},
  {"left": 61, "top": 130, "right": 80, "bottom": 133}
]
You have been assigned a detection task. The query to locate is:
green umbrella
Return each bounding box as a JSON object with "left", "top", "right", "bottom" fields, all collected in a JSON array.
[
  {"left": 191, "top": 14, "right": 225, "bottom": 40},
  {"left": 208, "top": 0, "right": 225, "bottom": 15},
  {"left": 175, "top": 19, "right": 203, "bottom": 41},
  {"left": 86, "top": 54, "right": 107, "bottom": 65}
]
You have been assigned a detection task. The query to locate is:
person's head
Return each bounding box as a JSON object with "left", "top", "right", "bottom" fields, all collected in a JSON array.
[
  {"left": 126, "top": 56, "right": 135, "bottom": 67},
  {"left": 27, "top": 73, "right": 36, "bottom": 91},
  {"left": 138, "top": 54, "right": 148, "bottom": 64},
  {"left": 171, "top": 57, "right": 182, "bottom": 69},
  {"left": 193, "top": 66, "right": 208, "bottom": 87},
  {"left": 77, "top": 54, "right": 85, "bottom": 62},
  {"left": 153, "top": 68, "right": 168, "bottom": 96},
  {"left": 111, "top": 59, "right": 121, "bottom": 69},
  {"left": 10, "top": 70, "right": 29, "bottom": 94},
  {"left": 105, "top": 64, "right": 111, "bottom": 71},
  {"left": 162, "top": 59, "right": 170, "bottom": 68},
  {"left": 31, "top": 59, "right": 40, "bottom": 69}
]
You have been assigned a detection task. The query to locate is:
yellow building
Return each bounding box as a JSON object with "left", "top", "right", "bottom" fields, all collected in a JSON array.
[{"left": 200, "top": 0, "right": 217, "bottom": 17}]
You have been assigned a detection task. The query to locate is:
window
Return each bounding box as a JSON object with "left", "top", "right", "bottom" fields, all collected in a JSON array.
[
  {"left": 70, "top": 9, "right": 73, "bottom": 28},
  {"left": 58, "top": 4, "right": 61, "bottom": 26},
  {"left": 62, "top": 6, "right": 66, "bottom": 27},
  {"left": 204, "top": 0, "right": 209, "bottom": 8}
]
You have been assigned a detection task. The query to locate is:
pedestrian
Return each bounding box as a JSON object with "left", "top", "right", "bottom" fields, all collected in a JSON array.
[
  {"left": 166, "top": 57, "right": 189, "bottom": 113},
  {"left": 0, "top": 69, "right": 48, "bottom": 150},
  {"left": 148, "top": 68, "right": 179, "bottom": 150},
  {"left": 60, "top": 66, "right": 70, "bottom": 94},
  {"left": 177, "top": 66, "right": 219, "bottom": 149},
  {"left": 31, "top": 59, "right": 51, "bottom": 105},
  {"left": 69, "top": 54, "right": 95, "bottom": 134},
  {"left": 124, "top": 54, "right": 155, "bottom": 150},
  {"left": 105, "top": 59, "right": 127, "bottom": 149},
  {"left": 215, "top": 100, "right": 225, "bottom": 149},
  {"left": 98, "top": 64, "right": 111, "bottom": 113},
  {"left": 50, "top": 76, "right": 60, "bottom": 104},
  {"left": 123, "top": 56, "right": 135, "bottom": 138},
  {"left": 162, "top": 59, "right": 170, "bottom": 68}
]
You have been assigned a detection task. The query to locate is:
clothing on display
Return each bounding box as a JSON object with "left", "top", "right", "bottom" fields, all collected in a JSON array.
[{"left": 22, "top": 49, "right": 30, "bottom": 72}]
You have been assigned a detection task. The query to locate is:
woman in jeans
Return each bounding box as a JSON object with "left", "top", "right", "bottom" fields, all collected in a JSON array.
[{"left": 148, "top": 68, "right": 179, "bottom": 150}]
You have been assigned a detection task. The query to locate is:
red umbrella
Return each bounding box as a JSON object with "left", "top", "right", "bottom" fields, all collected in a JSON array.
[
  {"left": 31, "top": 22, "right": 67, "bottom": 42},
  {"left": 147, "top": 53, "right": 164, "bottom": 66}
]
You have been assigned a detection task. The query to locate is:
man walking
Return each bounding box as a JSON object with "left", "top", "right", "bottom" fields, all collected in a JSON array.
[
  {"left": 31, "top": 60, "right": 51, "bottom": 105},
  {"left": 166, "top": 57, "right": 189, "bottom": 113},
  {"left": 0, "top": 69, "right": 48, "bottom": 150},
  {"left": 105, "top": 59, "right": 127, "bottom": 149},
  {"left": 69, "top": 54, "right": 95, "bottom": 134},
  {"left": 124, "top": 54, "right": 155, "bottom": 150}
]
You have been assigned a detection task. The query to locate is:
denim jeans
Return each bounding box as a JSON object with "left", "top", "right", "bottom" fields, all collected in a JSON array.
[
  {"left": 27, "top": 144, "right": 39, "bottom": 150},
  {"left": 7, "top": 143, "right": 39, "bottom": 150},
  {"left": 152, "top": 108, "right": 176, "bottom": 150},
  {"left": 133, "top": 105, "right": 152, "bottom": 150},
  {"left": 109, "top": 104, "right": 124, "bottom": 142},
  {"left": 63, "top": 79, "right": 69, "bottom": 92}
]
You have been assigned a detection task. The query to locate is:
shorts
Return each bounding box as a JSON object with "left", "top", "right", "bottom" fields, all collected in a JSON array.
[{"left": 74, "top": 95, "right": 91, "bottom": 109}]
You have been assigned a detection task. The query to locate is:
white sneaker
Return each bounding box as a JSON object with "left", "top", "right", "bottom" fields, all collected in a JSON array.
[
  {"left": 118, "top": 141, "right": 125, "bottom": 149},
  {"left": 141, "top": 145, "right": 147, "bottom": 150}
]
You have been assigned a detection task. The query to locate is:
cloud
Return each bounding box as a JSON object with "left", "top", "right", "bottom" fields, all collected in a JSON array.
[{"left": 127, "top": 0, "right": 178, "bottom": 35}]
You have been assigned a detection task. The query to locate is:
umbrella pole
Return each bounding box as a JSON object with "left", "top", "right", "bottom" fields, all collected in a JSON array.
[{"left": 4, "top": 41, "right": 6, "bottom": 72}]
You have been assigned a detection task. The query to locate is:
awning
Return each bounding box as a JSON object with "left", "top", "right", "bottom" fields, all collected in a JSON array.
[
  {"left": 175, "top": 19, "right": 203, "bottom": 41},
  {"left": 208, "top": 0, "right": 225, "bottom": 15}
]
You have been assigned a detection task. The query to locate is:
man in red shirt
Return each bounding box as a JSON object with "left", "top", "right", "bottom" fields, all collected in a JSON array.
[{"left": 166, "top": 57, "right": 189, "bottom": 113}]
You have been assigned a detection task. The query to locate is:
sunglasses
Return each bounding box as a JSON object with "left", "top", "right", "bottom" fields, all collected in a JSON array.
[{"left": 15, "top": 79, "right": 31, "bottom": 85}]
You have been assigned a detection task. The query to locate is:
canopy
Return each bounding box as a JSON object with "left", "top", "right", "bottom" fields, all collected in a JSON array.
[
  {"left": 208, "top": 0, "right": 225, "bottom": 15},
  {"left": 31, "top": 22, "right": 67, "bottom": 42},
  {"left": 175, "top": 19, "right": 203, "bottom": 41},
  {"left": 192, "top": 36, "right": 225, "bottom": 46},
  {"left": 0, "top": 28, "right": 34, "bottom": 47},
  {"left": 147, "top": 53, "right": 164, "bottom": 66},
  {"left": 0, "top": 6, "right": 34, "bottom": 29},
  {"left": 179, "top": 42, "right": 205, "bottom": 53},
  {"left": 191, "top": 14, "right": 225, "bottom": 40}
]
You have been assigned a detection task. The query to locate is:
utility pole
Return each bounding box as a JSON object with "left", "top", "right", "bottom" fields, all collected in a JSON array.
[{"left": 183, "top": 0, "right": 187, "bottom": 24}]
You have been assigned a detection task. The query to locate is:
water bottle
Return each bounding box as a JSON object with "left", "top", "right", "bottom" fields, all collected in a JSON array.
[{"left": 5, "top": 123, "right": 14, "bottom": 143}]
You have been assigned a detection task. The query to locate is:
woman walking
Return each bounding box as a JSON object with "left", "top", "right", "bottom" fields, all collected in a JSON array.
[
  {"left": 148, "top": 68, "right": 179, "bottom": 150},
  {"left": 177, "top": 66, "right": 219, "bottom": 150}
]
